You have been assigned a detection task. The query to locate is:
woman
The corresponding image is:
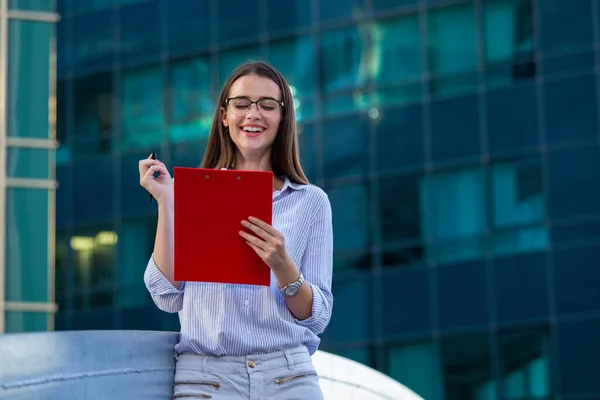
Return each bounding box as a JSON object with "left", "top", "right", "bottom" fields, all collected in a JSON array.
[{"left": 139, "top": 60, "right": 333, "bottom": 399}]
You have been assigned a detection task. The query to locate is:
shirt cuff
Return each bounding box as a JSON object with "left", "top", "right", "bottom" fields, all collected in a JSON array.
[
  {"left": 294, "top": 282, "right": 326, "bottom": 329},
  {"left": 144, "top": 256, "right": 185, "bottom": 295}
]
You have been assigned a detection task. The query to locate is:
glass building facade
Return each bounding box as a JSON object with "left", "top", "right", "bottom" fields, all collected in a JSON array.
[
  {"left": 52, "top": 0, "right": 600, "bottom": 398},
  {"left": 0, "top": 0, "right": 58, "bottom": 333}
]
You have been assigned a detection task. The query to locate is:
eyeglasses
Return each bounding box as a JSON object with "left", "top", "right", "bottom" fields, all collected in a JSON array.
[{"left": 226, "top": 97, "right": 284, "bottom": 115}]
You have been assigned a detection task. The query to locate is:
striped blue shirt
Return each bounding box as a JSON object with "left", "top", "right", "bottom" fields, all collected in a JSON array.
[{"left": 143, "top": 176, "right": 334, "bottom": 357}]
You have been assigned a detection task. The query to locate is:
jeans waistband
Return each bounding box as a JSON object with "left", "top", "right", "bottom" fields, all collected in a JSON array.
[{"left": 175, "top": 346, "right": 311, "bottom": 374}]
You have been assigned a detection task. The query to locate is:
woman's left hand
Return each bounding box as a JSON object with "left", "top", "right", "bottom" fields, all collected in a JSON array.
[{"left": 240, "top": 217, "right": 291, "bottom": 271}]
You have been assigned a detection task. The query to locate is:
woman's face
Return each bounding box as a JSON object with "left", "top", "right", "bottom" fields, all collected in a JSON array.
[{"left": 221, "top": 74, "right": 283, "bottom": 158}]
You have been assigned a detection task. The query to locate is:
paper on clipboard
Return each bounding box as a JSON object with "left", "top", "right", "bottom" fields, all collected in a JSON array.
[{"left": 173, "top": 167, "right": 273, "bottom": 286}]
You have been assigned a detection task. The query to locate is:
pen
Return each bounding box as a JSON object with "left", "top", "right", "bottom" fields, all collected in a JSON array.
[{"left": 149, "top": 151, "right": 156, "bottom": 202}]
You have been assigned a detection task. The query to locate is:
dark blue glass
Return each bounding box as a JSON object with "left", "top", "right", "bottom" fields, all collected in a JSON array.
[
  {"left": 169, "top": 56, "right": 212, "bottom": 123},
  {"left": 539, "top": 0, "right": 593, "bottom": 54},
  {"left": 72, "top": 0, "right": 112, "bottom": 14},
  {"left": 557, "top": 318, "right": 600, "bottom": 395},
  {"left": 56, "top": 166, "right": 72, "bottom": 229},
  {"left": 73, "top": 74, "right": 114, "bottom": 157},
  {"left": 167, "top": 0, "right": 211, "bottom": 56},
  {"left": 547, "top": 144, "right": 600, "bottom": 218},
  {"left": 266, "top": 0, "right": 310, "bottom": 35},
  {"left": 319, "top": 0, "right": 364, "bottom": 22},
  {"left": 552, "top": 219, "right": 600, "bottom": 246},
  {"left": 554, "top": 245, "right": 600, "bottom": 316},
  {"left": 327, "top": 276, "right": 373, "bottom": 342},
  {"left": 217, "top": 45, "right": 262, "bottom": 87},
  {"left": 9, "top": 0, "right": 55, "bottom": 10},
  {"left": 121, "top": 307, "right": 164, "bottom": 330},
  {"left": 56, "top": 17, "right": 71, "bottom": 75},
  {"left": 385, "top": 341, "right": 440, "bottom": 400},
  {"left": 378, "top": 173, "right": 421, "bottom": 245},
  {"left": 544, "top": 74, "right": 597, "bottom": 145},
  {"left": 71, "top": 10, "right": 115, "bottom": 71},
  {"left": 120, "top": 150, "right": 164, "bottom": 218},
  {"left": 382, "top": 268, "right": 431, "bottom": 336},
  {"left": 494, "top": 253, "right": 549, "bottom": 324},
  {"left": 72, "top": 155, "right": 115, "bottom": 223},
  {"left": 437, "top": 260, "right": 489, "bottom": 329},
  {"left": 320, "top": 26, "right": 365, "bottom": 93},
  {"left": 322, "top": 114, "right": 369, "bottom": 180},
  {"left": 298, "top": 124, "right": 316, "bottom": 182},
  {"left": 70, "top": 310, "right": 115, "bottom": 329},
  {"left": 217, "top": 0, "right": 260, "bottom": 44},
  {"left": 375, "top": 104, "right": 424, "bottom": 171},
  {"left": 268, "top": 35, "right": 316, "bottom": 99},
  {"left": 326, "top": 183, "right": 371, "bottom": 252},
  {"left": 430, "top": 94, "right": 481, "bottom": 162},
  {"left": 372, "top": 0, "right": 418, "bottom": 12},
  {"left": 486, "top": 83, "right": 538, "bottom": 155},
  {"left": 120, "top": 0, "right": 161, "bottom": 64},
  {"left": 543, "top": 51, "right": 594, "bottom": 77}
]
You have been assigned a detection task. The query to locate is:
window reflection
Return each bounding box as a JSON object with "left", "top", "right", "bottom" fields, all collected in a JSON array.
[
  {"left": 218, "top": 45, "right": 262, "bottom": 87},
  {"left": 328, "top": 276, "right": 373, "bottom": 342},
  {"left": 320, "top": 26, "right": 367, "bottom": 93},
  {"left": 322, "top": 114, "right": 369, "bottom": 179},
  {"left": 327, "top": 183, "right": 371, "bottom": 252},
  {"left": 121, "top": 65, "right": 164, "bottom": 151},
  {"left": 120, "top": 0, "right": 161, "bottom": 63},
  {"left": 386, "top": 341, "right": 442, "bottom": 400},
  {"left": 73, "top": 73, "right": 113, "bottom": 156},
  {"left": 167, "top": 0, "right": 210, "bottom": 55},
  {"left": 266, "top": 0, "right": 310, "bottom": 34}
]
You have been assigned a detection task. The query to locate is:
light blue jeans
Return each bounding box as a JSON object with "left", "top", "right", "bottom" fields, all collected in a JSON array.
[{"left": 173, "top": 346, "right": 324, "bottom": 400}]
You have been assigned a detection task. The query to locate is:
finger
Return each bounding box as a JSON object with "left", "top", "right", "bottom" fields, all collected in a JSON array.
[
  {"left": 143, "top": 165, "right": 169, "bottom": 183},
  {"left": 239, "top": 231, "right": 267, "bottom": 251},
  {"left": 247, "top": 217, "right": 280, "bottom": 236},
  {"left": 139, "top": 159, "right": 166, "bottom": 175},
  {"left": 241, "top": 220, "right": 272, "bottom": 241},
  {"left": 246, "top": 240, "right": 267, "bottom": 259}
]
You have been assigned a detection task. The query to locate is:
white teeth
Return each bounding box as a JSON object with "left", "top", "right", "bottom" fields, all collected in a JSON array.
[{"left": 243, "top": 127, "right": 264, "bottom": 132}]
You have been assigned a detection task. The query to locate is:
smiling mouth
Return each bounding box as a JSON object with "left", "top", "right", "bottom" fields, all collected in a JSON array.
[{"left": 241, "top": 126, "right": 266, "bottom": 137}]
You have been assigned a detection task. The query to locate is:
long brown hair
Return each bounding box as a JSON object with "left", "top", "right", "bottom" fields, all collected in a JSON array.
[{"left": 200, "top": 60, "right": 309, "bottom": 185}]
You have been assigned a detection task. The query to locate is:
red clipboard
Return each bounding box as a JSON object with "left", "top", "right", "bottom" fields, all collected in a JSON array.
[{"left": 173, "top": 167, "right": 273, "bottom": 286}]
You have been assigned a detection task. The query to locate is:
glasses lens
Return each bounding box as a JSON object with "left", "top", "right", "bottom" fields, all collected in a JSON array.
[
  {"left": 230, "top": 98, "right": 251, "bottom": 110},
  {"left": 258, "top": 99, "right": 279, "bottom": 113}
]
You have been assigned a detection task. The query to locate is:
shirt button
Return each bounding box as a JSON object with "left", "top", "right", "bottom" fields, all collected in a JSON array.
[
  {"left": 248, "top": 360, "right": 256, "bottom": 368},
  {"left": 244, "top": 300, "right": 249, "bottom": 306}
]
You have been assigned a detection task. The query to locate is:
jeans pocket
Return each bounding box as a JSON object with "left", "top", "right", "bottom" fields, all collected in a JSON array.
[
  {"left": 273, "top": 371, "right": 318, "bottom": 385},
  {"left": 173, "top": 378, "right": 221, "bottom": 399}
]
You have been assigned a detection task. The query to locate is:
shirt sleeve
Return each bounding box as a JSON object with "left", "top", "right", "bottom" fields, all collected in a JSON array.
[
  {"left": 294, "top": 190, "right": 334, "bottom": 335},
  {"left": 143, "top": 254, "right": 185, "bottom": 313}
]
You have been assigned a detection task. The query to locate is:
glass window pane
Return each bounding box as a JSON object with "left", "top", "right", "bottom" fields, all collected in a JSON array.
[
  {"left": 7, "top": 20, "right": 51, "bottom": 139},
  {"left": 5, "top": 312, "right": 48, "bottom": 333},
  {"left": 167, "top": 0, "right": 210, "bottom": 55},
  {"left": 491, "top": 158, "right": 544, "bottom": 229},
  {"left": 543, "top": 51, "right": 594, "bottom": 77},
  {"left": 494, "top": 253, "right": 549, "bottom": 324},
  {"left": 333, "top": 252, "right": 372, "bottom": 273},
  {"left": 169, "top": 118, "right": 212, "bottom": 144},
  {"left": 7, "top": 147, "right": 51, "bottom": 179},
  {"left": 169, "top": 56, "right": 212, "bottom": 122},
  {"left": 372, "top": 0, "right": 418, "bottom": 12},
  {"left": 120, "top": 150, "right": 168, "bottom": 217},
  {"left": 554, "top": 245, "right": 600, "bottom": 315},
  {"left": 322, "top": 115, "right": 369, "bottom": 180},
  {"left": 266, "top": 0, "right": 310, "bottom": 34},
  {"left": 71, "top": 225, "right": 116, "bottom": 310},
  {"left": 217, "top": 0, "right": 260, "bottom": 43},
  {"left": 72, "top": 10, "right": 115, "bottom": 71},
  {"left": 498, "top": 328, "right": 550, "bottom": 398},
  {"left": 372, "top": 13, "right": 421, "bottom": 86},
  {"left": 218, "top": 45, "right": 262, "bottom": 87},
  {"left": 73, "top": 0, "right": 112, "bottom": 14},
  {"left": 121, "top": 65, "right": 164, "bottom": 151},
  {"left": 320, "top": 26, "right": 366, "bottom": 93},
  {"left": 268, "top": 35, "right": 316, "bottom": 100},
  {"left": 6, "top": 188, "right": 49, "bottom": 302},
  {"left": 556, "top": 318, "right": 600, "bottom": 394},
  {"left": 441, "top": 332, "right": 493, "bottom": 399},
  {"left": 427, "top": 4, "right": 477, "bottom": 77},
  {"left": 120, "top": 0, "right": 161, "bottom": 63},
  {"left": 319, "top": 0, "right": 364, "bottom": 23},
  {"left": 438, "top": 260, "right": 489, "bottom": 329},
  {"left": 386, "top": 341, "right": 442, "bottom": 400},
  {"left": 375, "top": 104, "right": 424, "bottom": 171},
  {"left": 322, "top": 91, "right": 369, "bottom": 117},
  {"left": 544, "top": 74, "right": 597, "bottom": 145},
  {"left": 9, "top": 0, "right": 55, "bottom": 11},
  {"left": 73, "top": 73, "right": 114, "bottom": 157},
  {"left": 327, "top": 276, "right": 373, "bottom": 342},
  {"left": 334, "top": 347, "right": 375, "bottom": 368},
  {"left": 547, "top": 145, "right": 600, "bottom": 218},
  {"left": 117, "top": 218, "right": 155, "bottom": 308},
  {"left": 382, "top": 268, "right": 431, "bottom": 335},
  {"left": 539, "top": 0, "right": 593, "bottom": 54},
  {"left": 327, "top": 183, "right": 370, "bottom": 252},
  {"left": 483, "top": 0, "right": 535, "bottom": 87},
  {"left": 430, "top": 95, "right": 480, "bottom": 162},
  {"left": 72, "top": 155, "right": 115, "bottom": 222},
  {"left": 379, "top": 173, "right": 421, "bottom": 245},
  {"left": 486, "top": 84, "right": 538, "bottom": 155},
  {"left": 298, "top": 124, "right": 315, "bottom": 182}
]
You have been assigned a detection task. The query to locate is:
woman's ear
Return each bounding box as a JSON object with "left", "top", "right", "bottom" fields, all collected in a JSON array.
[{"left": 221, "top": 107, "right": 228, "bottom": 127}]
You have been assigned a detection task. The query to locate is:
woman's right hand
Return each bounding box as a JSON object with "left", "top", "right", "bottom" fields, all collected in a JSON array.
[{"left": 139, "top": 155, "right": 173, "bottom": 204}]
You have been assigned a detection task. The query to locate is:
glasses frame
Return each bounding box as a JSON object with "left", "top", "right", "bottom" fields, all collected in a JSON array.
[{"left": 225, "top": 96, "right": 285, "bottom": 114}]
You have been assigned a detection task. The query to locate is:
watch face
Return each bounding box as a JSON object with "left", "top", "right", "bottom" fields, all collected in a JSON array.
[{"left": 285, "top": 285, "right": 299, "bottom": 296}]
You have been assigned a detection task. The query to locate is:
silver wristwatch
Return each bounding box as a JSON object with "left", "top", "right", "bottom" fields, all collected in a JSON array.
[{"left": 279, "top": 271, "right": 304, "bottom": 296}]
